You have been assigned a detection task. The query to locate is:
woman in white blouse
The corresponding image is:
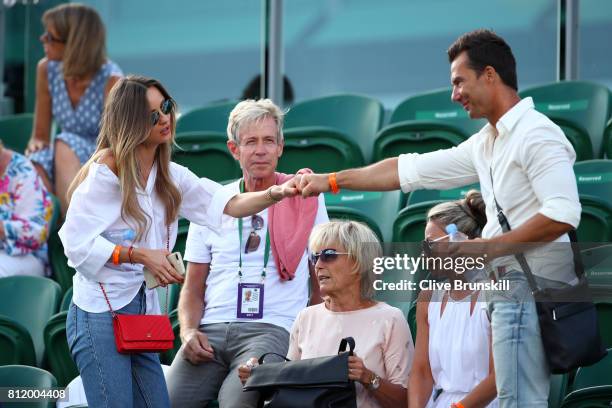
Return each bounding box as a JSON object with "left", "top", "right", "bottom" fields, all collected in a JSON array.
[
  {"left": 408, "top": 191, "right": 497, "bottom": 408},
  {"left": 59, "top": 75, "right": 298, "bottom": 408}
]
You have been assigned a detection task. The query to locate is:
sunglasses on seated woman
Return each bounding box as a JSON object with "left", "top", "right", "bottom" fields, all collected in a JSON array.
[
  {"left": 309, "top": 249, "right": 350, "bottom": 264},
  {"left": 151, "top": 99, "right": 175, "bottom": 126}
]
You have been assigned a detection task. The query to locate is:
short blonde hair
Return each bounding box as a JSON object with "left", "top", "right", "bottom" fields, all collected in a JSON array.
[
  {"left": 227, "top": 99, "right": 284, "bottom": 144},
  {"left": 309, "top": 220, "right": 382, "bottom": 300},
  {"left": 43, "top": 3, "right": 106, "bottom": 78}
]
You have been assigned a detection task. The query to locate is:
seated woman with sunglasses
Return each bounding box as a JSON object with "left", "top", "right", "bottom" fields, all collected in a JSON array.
[
  {"left": 59, "top": 76, "right": 299, "bottom": 408},
  {"left": 239, "top": 220, "right": 414, "bottom": 408},
  {"left": 409, "top": 190, "right": 498, "bottom": 408},
  {"left": 26, "top": 3, "right": 122, "bottom": 216}
]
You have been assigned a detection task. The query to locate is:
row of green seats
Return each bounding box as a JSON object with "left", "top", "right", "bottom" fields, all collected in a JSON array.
[{"left": 171, "top": 81, "right": 611, "bottom": 180}]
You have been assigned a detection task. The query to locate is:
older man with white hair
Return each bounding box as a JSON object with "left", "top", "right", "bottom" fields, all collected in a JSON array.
[{"left": 167, "top": 99, "right": 328, "bottom": 408}]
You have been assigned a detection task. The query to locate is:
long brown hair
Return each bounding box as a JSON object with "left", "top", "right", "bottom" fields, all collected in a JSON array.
[
  {"left": 43, "top": 3, "right": 106, "bottom": 78},
  {"left": 68, "top": 76, "right": 181, "bottom": 240}
]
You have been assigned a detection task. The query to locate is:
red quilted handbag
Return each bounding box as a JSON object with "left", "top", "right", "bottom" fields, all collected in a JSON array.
[{"left": 100, "top": 282, "right": 174, "bottom": 354}]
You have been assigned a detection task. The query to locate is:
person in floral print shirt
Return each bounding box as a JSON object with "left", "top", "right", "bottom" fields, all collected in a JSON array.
[{"left": 0, "top": 140, "right": 53, "bottom": 277}]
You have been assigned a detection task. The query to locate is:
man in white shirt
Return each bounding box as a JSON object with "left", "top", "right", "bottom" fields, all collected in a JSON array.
[
  {"left": 297, "top": 30, "right": 581, "bottom": 408},
  {"left": 166, "top": 99, "right": 328, "bottom": 408}
]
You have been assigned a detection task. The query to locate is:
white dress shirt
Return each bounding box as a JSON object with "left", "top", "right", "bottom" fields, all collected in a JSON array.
[
  {"left": 398, "top": 97, "right": 581, "bottom": 283},
  {"left": 184, "top": 180, "right": 329, "bottom": 332},
  {"left": 59, "top": 161, "right": 234, "bottom": 313}
]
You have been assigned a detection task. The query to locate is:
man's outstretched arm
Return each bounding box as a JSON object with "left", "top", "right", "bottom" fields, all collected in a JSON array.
[{"left": 299, "top": 157, "right": 400, "bottom": 196}]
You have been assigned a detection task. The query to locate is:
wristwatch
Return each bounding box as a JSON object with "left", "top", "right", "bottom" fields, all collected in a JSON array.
[{"left": 367, "top": 372, "right": 381, "bottom": 391}]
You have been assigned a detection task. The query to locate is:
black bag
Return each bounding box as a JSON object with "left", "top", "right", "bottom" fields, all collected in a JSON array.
[
  {"left": 490, "top": 176, "right": 607, "bottom": 374},
  {"left": 243, "top": 337, "right": 357, "bottom": 408}
]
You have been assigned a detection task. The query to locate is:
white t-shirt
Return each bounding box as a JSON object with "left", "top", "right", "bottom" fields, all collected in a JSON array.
[
  {"left": 59, "top": 161, "right": 234, "bottom": 313},
  {"left": 184, "top": 180, "right": 328, "bottom": 332}
]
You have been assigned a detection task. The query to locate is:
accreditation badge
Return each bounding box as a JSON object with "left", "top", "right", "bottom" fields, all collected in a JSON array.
[{"left": 237, "top": 283, "right": 264, "bottom": 319}]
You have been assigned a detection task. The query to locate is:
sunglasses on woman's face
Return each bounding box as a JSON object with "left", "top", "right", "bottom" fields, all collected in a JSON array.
[
  {"left": 421, "top": 234, "right": 450, "bottom": 257},
  {"left": 151, "top": 98, "right": 175, "bottom": 126},
  {"left": 244, "top": 215, "right": 264, "bottom": 253},
  {"left": 309, "top": 249, "right": 350, "bottom": 265},
  {"left": 41, "top": 31, "right": 65, "bottom": 44}
]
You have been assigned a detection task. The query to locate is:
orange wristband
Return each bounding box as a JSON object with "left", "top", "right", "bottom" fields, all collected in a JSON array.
[
  {"left": 112, "top": 245, "right": 122, "bottom": 265},
  {"left": 328, "top": 172, "right": 340, "bottom": 194},
  {"left": 452, "top": 403, "right": 466, "bottom": 408}
]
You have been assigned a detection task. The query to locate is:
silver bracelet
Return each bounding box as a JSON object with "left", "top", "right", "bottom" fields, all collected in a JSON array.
[{"left": 266, "top": 187, "right": 281, "bottom": 203}]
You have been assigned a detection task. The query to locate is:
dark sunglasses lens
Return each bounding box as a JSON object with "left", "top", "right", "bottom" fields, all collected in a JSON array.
[
  {"left": 251, "top": 215, "right": 264, "bottom": 230},
  {"left": 245, "top": 232, "right": 261, "bottom": 253},
  {"left": 151, "top": 111, "right": 160, "bottom": 126},
  {"left": 161, "top": 99, "right": 174, "bottom": 115},
  {"left": 320, "top": 249, "right": 339, "bottom": 263}
]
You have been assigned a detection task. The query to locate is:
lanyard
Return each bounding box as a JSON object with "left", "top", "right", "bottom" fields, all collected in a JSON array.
[{"left": 238, "top": 179, "right": 270, "bottom": 282}]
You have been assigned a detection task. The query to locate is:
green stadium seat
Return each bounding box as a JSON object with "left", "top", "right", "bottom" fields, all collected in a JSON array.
[
  {"left": 549, "top": 373, "right": 569, "bottom": 408},
  {"left": 604, "top": 118, "right": 611, "bottom": 159},
  {"left": 574, "top": 160, "right": 612, "bottom": 201},
  {"left": 279, "top": 127, "right": 365, "bottom": 174},
  {"left": 173, "top": 132, "right": 241, "bottom": 182},
  {"left": 173, "top": 219, "right": 190, "bottom": 257},
  {"left": 573, "top": 161, "right": 612, "bottom": 242},
  {"left": 48, "top": 231, "right": 76, "bottom": 295},
  {"left": 407, "top": 301, "right": 417, "bottom": 343},
  {"left": 577, "top": 195, "right": 612, "bottom": 242},
  {"left": 0, "top": 113, "right": 33, "bottom": 153},
  {"left": 160, "top": 309, "right": 181, "bottom": 365},
  {"left": 43, "top": 311, "right": 78, "bottom": 387},
  {"left": 389, "top": 88, "right": 486, "bottom": 134},
  {"left": 0, "top": 276, "right": 61, "bottom": 366},
  {"left": 582, "top": 244, "right": 612, "bottom": 300},
  {"left": 60, "top": 287, "right": 73, "bottom": 312},
  {"left": 406, "top": 183, "right": 481, "bottom": 207},
  {"left": 596, "top": 302, "right": 612, "bottom": 349},
  {"left": 373, "top": 88, "right": 486, "bottom": 162},
  {"left": 373, "top": 120, "right": 468, "bottom": 161},
  {"left": 324, "top": 190, "right": 402, "bottom": 243},
  {"left": 561, "top": 349, "right": 612, "bottom": 407},
  {"left": 560, "top": 385, "right": 612, "bottom": 408},
  {"left": 547, "top": 117, "right": 594, "bottom": 161},
  {"left": 176, "top": 100, "right": 238, "bottom": 134},
  {"left": 284, "top": 94, "right": 384, "bottom": 163},
  {"left": 326, "top": 206, "right": 383, "bottom": 243},
  {"left": 520, "top": 81, "right": 611, "bottom": 159},
  {"left": 0, "top": 365, "right": 57, "bottom": 408},
  {"left": 393, "top": 200, "right": 443, "bottom": 243},
  {"left": 0, "top": 315, "right": 36, "bottom": 366}
]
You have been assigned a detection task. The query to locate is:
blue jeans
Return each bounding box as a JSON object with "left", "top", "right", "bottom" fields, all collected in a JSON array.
[
  {"left": 66, "top": 285, "right": 170, "bottom": 408},
  {"left": 487, "top": 270, "right": 551, "bottom": 408}
]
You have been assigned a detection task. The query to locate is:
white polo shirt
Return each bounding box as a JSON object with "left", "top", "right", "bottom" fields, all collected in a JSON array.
[
  {"left": 185, "top": 180, "right": 329, "bottom": 332},
  {"left": 59, "top": 161, "right": 234, "bottom": 314},
  {"left": 398, "top": 97, "right": 581, "bottom": 283}
]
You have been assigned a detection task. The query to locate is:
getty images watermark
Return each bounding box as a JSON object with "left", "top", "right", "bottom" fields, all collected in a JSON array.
[{"left": 371, "top": 253, "right": 510, "bottom": 292}]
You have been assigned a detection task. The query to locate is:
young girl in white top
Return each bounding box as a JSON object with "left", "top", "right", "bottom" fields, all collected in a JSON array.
[
  {"left": 60, "top": 75, "right": 298, "bottom": 408},
  {"left": 409, "top": 191, "right": 498, "bottom": 408}
]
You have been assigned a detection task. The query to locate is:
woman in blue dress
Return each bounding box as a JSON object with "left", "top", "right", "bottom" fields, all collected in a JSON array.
[{"left": 26, "top": 3, "right": 122, "bottom": 216}]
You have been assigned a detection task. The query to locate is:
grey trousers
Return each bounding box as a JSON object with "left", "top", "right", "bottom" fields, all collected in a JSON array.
[{"left": 167, "top": 322, "right": 289, "bottom": 408}]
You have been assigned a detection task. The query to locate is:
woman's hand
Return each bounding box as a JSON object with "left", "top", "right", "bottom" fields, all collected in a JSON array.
[
  {"left": 133, "top": 247, "right": 184, "bottom": 286},
  {"left": 348, "top": 355, "right": 373, "bottom": 385},
  {"left": 25, "top": 137, "right": 49, "bottom": 155},
  {"left": 238, "top": 357, "right": 259, "bottom": 385}
]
